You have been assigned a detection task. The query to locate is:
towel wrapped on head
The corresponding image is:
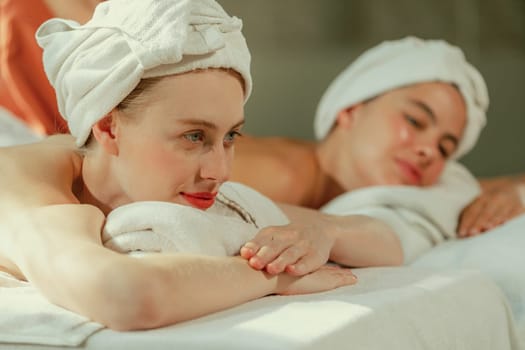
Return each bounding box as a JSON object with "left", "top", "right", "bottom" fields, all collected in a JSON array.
[
  {"left": 36, "top": 0, "right": 251, "bottom": 147},
  {"left": 314, "top": 36, "right": 489, "bottom": 159}
]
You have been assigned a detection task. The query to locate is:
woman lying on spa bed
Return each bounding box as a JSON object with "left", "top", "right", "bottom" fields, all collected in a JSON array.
[
  {"left": 231, "top": 37, "right": 524, "bottom": 238},
  {"left": 0, "top": 0, "right": 426, "bottom": 331},
  {"left": 2, "top": 0, "right": 522, "bottom": 240}
]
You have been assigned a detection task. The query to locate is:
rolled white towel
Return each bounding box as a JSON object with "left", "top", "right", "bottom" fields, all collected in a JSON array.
[{"left": 103, "top": 182, "right": 289, "bottom": 256}]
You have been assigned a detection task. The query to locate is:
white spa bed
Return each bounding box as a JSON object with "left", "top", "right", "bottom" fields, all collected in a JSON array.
[
  {"left": 2, "top": 216, "right": 525, "bottom": 350},
  {"left": 1, "top": 113, "right": 524, "bottom": 350},
  {"left": 2, "top": 266, "right": 521, "bottom": 350}
]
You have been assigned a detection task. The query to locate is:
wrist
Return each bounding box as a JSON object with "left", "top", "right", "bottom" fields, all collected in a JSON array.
[
  {"left": 232, "top": 256, "right": 282, "bottom": 296},
  {"left": 274, "top": 271, "right": 298, "bottom": 295}
]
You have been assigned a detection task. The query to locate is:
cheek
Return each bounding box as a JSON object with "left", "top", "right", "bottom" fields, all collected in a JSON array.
[
  {"left": 391, "top": 117, "right": 413, "bottom": 144},
  {"left": 127, "top": 142, "right": 195, "bottom": 181},
  {"left": 423, "top": 161, "right": 446, "bottom": 185},
  {"left": 150, "top": 148, "right": 199, "bottom": 179}
]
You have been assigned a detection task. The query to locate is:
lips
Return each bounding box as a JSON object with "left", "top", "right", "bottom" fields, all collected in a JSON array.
[
  {"left": 181, "top": 192, "right": 217, "bottom": 210},
  {"left": 395, "top": 160, "right": 423, "bottom": 185}
]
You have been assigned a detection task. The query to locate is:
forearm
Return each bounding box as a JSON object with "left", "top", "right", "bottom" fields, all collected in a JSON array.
[
  {"left": 279, "top": 204, "right": 403, "bottom": 267},
  {"left": 21, "top": 242, "right": 280, "bottom": 331},
  {"left": 327, "top": 215, "right": 403, "bottom": 267},
  {"left": 129, "top": 254, "right": 278, "bottom": 329}
]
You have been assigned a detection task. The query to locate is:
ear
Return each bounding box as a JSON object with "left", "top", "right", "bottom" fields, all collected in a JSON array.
[
  {"left": 91, "top": 110, "right": 119, "bottom": 156},
  {"left": 335, "top": 104, "right": 363, "bottom": 130}
]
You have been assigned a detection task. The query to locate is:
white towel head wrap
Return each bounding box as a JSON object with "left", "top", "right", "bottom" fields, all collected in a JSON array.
[
  {"left": 314, "top": 36, "right": 489, "bottom": 159},
  {"left": 36, "top": 0, "right": 252, "bottom": 147}
]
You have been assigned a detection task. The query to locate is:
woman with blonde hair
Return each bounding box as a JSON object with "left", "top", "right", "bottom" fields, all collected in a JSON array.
[{"left": 1, "top": 0, "right": 420, "bottom": 331}]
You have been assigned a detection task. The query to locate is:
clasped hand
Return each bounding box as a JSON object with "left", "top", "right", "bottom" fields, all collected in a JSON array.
[{"left": 240, "top": 222, "right": 335, "bottom": 276}]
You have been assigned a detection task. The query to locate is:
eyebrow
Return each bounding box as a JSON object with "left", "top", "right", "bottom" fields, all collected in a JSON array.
[
  {"left": 408, "top": 98, "right": 460, "bottom": 147},
  {"left": 409, "top": 99, "right": 436, "bottom": 123},
  {"left": 178, "top": 118, "right": 245, "bottom": 130}
]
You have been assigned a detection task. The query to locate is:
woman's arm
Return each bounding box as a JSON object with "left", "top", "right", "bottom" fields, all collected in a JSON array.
[
  {"left": 0, "top": 141, "right": 357, "bottom": 331},
  {"left": 240, "top": 204, "right": 403, "bottom": 276},
  {"left": 3, "top": 204, "right": 357, "bottom": 331}
]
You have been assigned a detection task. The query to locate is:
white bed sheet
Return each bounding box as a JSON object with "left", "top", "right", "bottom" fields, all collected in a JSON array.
[
  {"left": 2, "top": 267, "right": 521, "bottom": 350},
  {"left": 412, "top": 213, "right": 525, "bottom": 345}
]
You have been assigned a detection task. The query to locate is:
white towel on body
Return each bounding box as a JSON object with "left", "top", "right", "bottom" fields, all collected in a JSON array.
[
  {"left": 103, "top": 182, "right": 289, "bottom": 256},
  {"left": 0, "top": 272, "right": 103, "bottom": 347},
  {"left": 321, "top": 161, "right": 480, "bottom": 263}
]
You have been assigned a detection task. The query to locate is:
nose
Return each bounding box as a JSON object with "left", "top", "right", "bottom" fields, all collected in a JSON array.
[
  {"left": 200, "top": 145, "right": 231, "bottom": 183},
  {"left": 414, "top": 141, "right": 438, "bottom": 165}
]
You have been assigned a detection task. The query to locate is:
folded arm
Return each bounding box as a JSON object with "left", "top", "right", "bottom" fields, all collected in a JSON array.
[
  {"left": 240, "top": 203, "right": 403, "bottom": 276},
  {"left": 3, "top": 203, "right": 357, "bottom": 331},
  {"left": 0, "top": 139, "right": 356, "bottom": 330}
]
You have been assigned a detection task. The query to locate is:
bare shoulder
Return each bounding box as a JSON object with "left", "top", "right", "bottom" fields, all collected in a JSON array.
[
  {"left": 232, "top": 136, "right": 319, "bottom": 206},
  {"left": 0, "top": 135, "right": 103, "bottom": 279},
  {"left": 0, "top": 134, "right": 83, "bottom": 208}
]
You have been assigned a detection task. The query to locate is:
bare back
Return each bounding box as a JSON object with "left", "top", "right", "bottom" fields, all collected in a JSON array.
[
  {"left": 0, "top": 135, "right": 103, "bottom": 279},
  {"left": 231, "top": 136, "right": 321, "bottom": 207}
]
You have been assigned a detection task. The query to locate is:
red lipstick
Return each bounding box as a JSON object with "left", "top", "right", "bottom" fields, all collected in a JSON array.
[{"left": 181, "top": 192, "right": 217, "bottom": 210}]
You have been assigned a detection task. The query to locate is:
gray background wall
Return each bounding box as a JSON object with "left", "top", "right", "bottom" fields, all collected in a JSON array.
[{"left": 220, "top": 0, "right": 525, "bottom": 177}]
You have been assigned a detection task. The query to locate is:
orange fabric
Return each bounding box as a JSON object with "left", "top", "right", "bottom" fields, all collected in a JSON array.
[{"left": 0, "top": 0, "right": 68, "bottom": 135}]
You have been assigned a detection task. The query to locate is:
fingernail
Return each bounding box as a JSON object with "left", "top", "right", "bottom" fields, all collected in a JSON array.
[
  {"left": 243, "top": 242, "right": 257, "bottom": 250},
  {"left": 249, "top": 257, "right": 263, "bottom": 270}
]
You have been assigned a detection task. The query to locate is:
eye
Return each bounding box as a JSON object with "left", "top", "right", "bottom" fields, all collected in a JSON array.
[
  {"left": 438, "top": 143, "right": 455, "bottom": 159},
  {"left": 183, "top": 131, "right": 204, "bottom": 143},
  {"left": 404, "top": 114, "right": 424, "bottom": 129},
  {"left": 224, "top": 130, "right": 242, "bottom": 146},
  {"left": 438, "top": 145, "right": 449, "bottom": 158}
]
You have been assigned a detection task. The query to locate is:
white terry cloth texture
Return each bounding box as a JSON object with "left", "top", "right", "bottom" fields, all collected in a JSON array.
[
  {"left": 314, "top": 36, "right": 489, "bottom": 159},
  {"left": 321, "top": 161, "right": 480, "bottom": 263},
  {"left": 36, "top": 0, "right": 251, "bottom": 147},
  {"left": 0, "top": 272, "right": 103, "bottom": 347},
  {"left": 103, "top": 182, "right": 289, "bottom": 256}
]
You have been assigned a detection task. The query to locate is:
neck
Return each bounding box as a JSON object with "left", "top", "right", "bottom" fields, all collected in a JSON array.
[
  {"left": 77, "top": 148, "right": 123, "bottom": 216},
  {"left": 311, "top": 142, "right": 346, "bottom": 208}
]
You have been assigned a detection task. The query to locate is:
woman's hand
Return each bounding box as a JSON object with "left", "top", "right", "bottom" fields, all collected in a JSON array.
[
  {"left": 240, "top": 222, "right": 335, "bottom": 276},
  {"left": 458, "top": 178, "right": 525, "bottom": 237},
  {"left": 275, "top": 264, "right": 357, "bottom": 295},
  {"left": 240, "top": 202, "right": 404, "bottom": 275}
]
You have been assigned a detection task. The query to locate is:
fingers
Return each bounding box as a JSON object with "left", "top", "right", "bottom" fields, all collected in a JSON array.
[
  {"left": 266, "top": 244, "right": 306, "bottom": 275},
  {"left": 458, "top": 197, "right": 485, "bottom": 237},
  {"left": 239, "top": 242, "right": 258, "bottom": 260},
  {"left": 240, "top": 224, "right": 334, "bottom": 276},
  {"left": 277, "top": 265, "right": 357, "bottom": 296},
  {"left": 314, "top": 265, "right": 358, "bottom": 292},
  {"left": 285, "top": 251, "right": 325, "bottom": 276},
  {"left": 459, "top": 190, "right": 525, "bottom": 238},
  {"left": 241, "top": 226, "right": 297, "bottom": 272}
]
